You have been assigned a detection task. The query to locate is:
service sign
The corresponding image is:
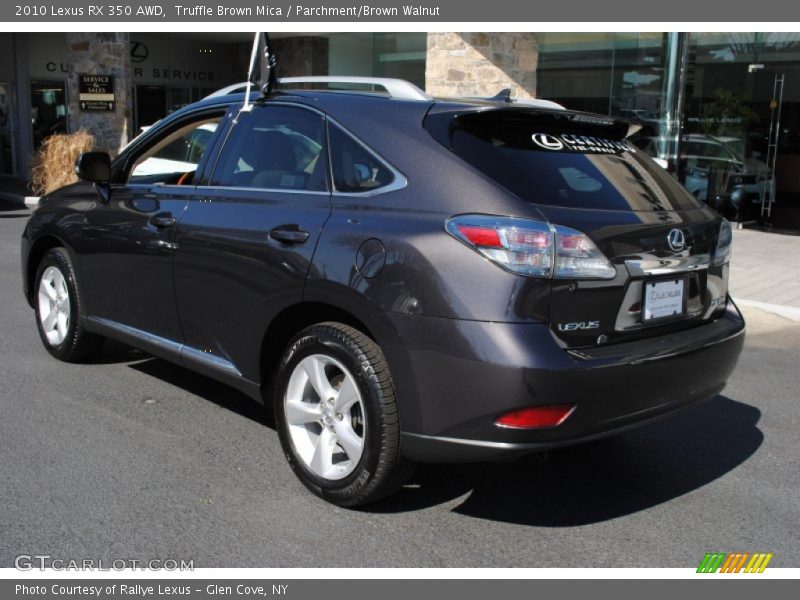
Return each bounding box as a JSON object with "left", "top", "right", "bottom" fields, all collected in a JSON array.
[{"left": 79, "top": 74, "right": 115, "bottom": 111}]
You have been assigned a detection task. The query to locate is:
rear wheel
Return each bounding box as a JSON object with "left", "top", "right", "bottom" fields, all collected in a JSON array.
[
  {"left": 34, "top": 248, "right": 102, "bottom": 362},
  {"left": 275, "top": 322, "right": 414, "bottom": 507}
]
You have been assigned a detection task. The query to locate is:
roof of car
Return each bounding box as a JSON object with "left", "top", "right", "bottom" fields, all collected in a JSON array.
[
  {"left": 144, "top": 85, "right": 632, "bottom": 155},
  {"left": 166, "top": 87, "right": 572, "bottom": 128}
]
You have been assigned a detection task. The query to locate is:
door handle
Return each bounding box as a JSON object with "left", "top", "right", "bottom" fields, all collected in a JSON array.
[
  {"left": 270, "top": 226, "right": 310, "bottom": 245},
  {"left": 149, "top": 215, "right": 177, "bottom": 228}
]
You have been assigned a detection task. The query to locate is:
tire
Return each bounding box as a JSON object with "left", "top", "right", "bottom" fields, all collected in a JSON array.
[
  {"left": 275, "top": 322, "right": 415, "bottom": 507},
  {"left": 34, "top": 247, "right": 103, "bottom": 362}
]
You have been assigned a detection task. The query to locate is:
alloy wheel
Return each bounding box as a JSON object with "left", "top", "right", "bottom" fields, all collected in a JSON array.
[
  {"left": 283, "top": 354, "right": 366, "bottom": 481},
  {"left": 37, "top": 266, "right": 71, "bottom": 346}
]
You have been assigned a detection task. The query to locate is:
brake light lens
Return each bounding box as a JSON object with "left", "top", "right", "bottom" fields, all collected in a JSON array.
[
  {"left": 446, "top": 215, "right": 615, "bottom": 279},
  {"left": 450, "top": 218, "right": 552, "bottom": 276},
  {"left": 495, "top": 405, "right": 576, "bottom": 429},
  {"left": 713, "top": 219, "right": 733, "bottom": 266},
  {"left": 553, "top": 224, "right": 617, "bottom": 279}
]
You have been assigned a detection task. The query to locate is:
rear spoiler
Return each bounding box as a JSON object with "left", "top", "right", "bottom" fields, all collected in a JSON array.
[{"left": 424, "top": 104, "right": 641, "bottom": 150}]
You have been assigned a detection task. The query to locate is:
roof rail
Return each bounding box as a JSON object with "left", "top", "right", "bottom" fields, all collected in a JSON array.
[{"left": 277, "top": 76, "right": 433, "bottom": 101}]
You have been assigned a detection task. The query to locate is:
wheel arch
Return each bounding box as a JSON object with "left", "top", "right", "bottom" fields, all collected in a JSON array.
[{"left": 258, "top": 301, "right": 376, "bottom": 403}]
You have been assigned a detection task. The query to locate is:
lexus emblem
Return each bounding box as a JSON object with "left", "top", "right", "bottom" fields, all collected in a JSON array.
[
  {"left": 667, "top": 228, "right": 686, "bottom": 252},
  {"left": 531, "top": 133, "right": 564, "bottom": 151},
  {"left": 130, "top": 41, "right": 149, "bottom": 63}
]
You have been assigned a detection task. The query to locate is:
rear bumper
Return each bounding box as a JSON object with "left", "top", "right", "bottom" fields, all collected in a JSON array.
[{"left": 389, "top": 300, "right": 745, "bottom": 462}]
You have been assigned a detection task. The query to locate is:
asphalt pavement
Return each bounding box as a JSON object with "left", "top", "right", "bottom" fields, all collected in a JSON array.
[{"left": 1, "top": 200, "right": 798, "bottom": 568}]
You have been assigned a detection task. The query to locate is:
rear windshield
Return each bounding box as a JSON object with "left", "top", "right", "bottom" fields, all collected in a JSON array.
[{"left": 445, "top": 112, "right": 703, "bottom": 212}]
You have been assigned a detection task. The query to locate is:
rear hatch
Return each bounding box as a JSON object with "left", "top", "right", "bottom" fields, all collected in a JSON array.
[{"left": 425, "top": 105, "right": 731, "bottom": 348}]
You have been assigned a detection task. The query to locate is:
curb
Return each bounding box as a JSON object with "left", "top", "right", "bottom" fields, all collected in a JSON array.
[
  {"left": 734, "top": 298, "right": 800, "bottom": 323},
  {"left": 0, "top": 192, "right": 38, "bottom": 209}
]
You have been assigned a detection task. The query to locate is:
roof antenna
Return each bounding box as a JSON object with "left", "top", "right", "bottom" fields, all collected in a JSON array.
[
  {"left": 241, "top": 33, "right": 277, "bottom": 112},
  {"left": 488, "top": 88, "right": 513, "bottom": 103}
]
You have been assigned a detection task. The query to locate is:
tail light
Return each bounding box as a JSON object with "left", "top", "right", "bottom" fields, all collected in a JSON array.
[
  {"left": 713, "top": 219, "right": 732, "bottom": 266},
  {"left": 446, "top": 215, "right": 615, "bottom": 279},
  {"left": 495, "top": 405, "right": 576, "bottom": 429}
]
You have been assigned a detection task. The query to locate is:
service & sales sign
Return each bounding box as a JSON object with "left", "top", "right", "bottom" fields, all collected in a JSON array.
[{"left": 79, "top": 74, "right": 115, "bottom": 111}]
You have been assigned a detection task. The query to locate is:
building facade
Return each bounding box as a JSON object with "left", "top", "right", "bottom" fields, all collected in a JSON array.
[{"left": 2, "top": 31, "right": 799, "bottom": 229}]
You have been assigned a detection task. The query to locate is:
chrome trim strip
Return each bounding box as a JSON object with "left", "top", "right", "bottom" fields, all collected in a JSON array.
[
  {"left": 625, "top": 253, "right": 711, "bottom": 276},
  {"left": 191, "top": 185, "right": 330, "bottom": 197},
  {"left": 88, "top": 317, "right": 182, "bottom": 355},
  {"left": 85, "top": 317, "right": 241, "bottom": 378},
  {"left": 181, "top": 345, "right": 242, "bottom": 378},
  {"left": 402, "top": 431, "right": 525, "bottom": 451}
]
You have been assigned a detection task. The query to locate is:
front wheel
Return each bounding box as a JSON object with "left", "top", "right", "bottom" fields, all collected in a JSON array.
[
  {"left": 34, "top": 247, "right": 102, "bottom": 362},
  {"left": 274, "top": 322, "right": 414, "bottom": 507}
]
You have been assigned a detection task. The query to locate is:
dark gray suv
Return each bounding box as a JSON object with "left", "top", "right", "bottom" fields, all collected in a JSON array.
[{"left": 21, "top": 77, "right": 745, "bottom": 506}]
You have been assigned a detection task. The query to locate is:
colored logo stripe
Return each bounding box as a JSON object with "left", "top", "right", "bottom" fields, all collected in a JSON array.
[
  {"left": 697, "top": 553, "right": 726, "bottom": 573},
  {"left": 697, "top": 552, "right": 773, "bottom": 573},
  {"left": 720, "top": 553, "right": 749, "bottom": 573},
  {"left": 745, "top": 553, "right": 773, "bottom": 573}
]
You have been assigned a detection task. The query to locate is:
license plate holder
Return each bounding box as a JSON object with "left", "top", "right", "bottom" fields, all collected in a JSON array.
[{"left": 642, "top": 278, "right": 686, "bottom": 322}]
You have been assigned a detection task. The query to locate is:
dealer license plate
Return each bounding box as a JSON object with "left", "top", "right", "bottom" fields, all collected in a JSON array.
[{"left": 643, "top": 279, "right": 685, "bottom": 321}]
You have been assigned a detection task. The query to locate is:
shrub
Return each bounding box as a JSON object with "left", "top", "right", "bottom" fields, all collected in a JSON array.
[{"left": 31, "top": 130, "right": 95, "bottom": 196}]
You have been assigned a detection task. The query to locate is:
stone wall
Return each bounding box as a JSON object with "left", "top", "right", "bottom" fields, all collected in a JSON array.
[
  {"left": 65, "top": 32, "right": 132, "bottom": 157},
  {"left": 425, "top": 33, "right": 539, "bottom": 99}
]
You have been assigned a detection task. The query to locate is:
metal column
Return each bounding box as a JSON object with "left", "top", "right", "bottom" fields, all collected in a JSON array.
[
  {"left": 12, "top": 33, "right": 32, "bottom": 180},
  {"left": 657, "top": 33, "right": 689, "bottom": 181},
  {"left": 761, "top": 73, "right": 785, "bottom": 222}
]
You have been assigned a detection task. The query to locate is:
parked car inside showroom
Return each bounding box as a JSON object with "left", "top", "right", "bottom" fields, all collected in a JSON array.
[
  {"left": 21, "top": 65, "right": 745, "bottom": 506},
  {"left": 637, "top": 133, "right": 770, "bottom": 211}
]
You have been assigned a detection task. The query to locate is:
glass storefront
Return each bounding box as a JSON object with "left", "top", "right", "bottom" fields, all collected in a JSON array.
[
  {"left": 537, "top": 33, "right": 666, "bottom": 127},
  {"left": 372, "top": 33, "right": 427, "bottom": 87},
  {"left": 0, "top": 81, "right": 16, "bottom": 175},
  {"left": 683, "top": 33, "right": 800, "bottom": 230},
  {"left": 131, "top": 33, "right": 428, "bottom": 132},
  {"left": 537, "top": 32, "right": 800, "bottom": 231},
  {"left": 328, "top": 33, "right": 427, "bottom": 89},
  {"left": 30, "top": 79, "right": 67, "bottom": 149},
  {"left": 134, "top": 85, "right": 216, "bottom": 131}
]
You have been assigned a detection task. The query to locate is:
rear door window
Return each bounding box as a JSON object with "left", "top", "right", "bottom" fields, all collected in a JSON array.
[{"left": 443, "top": 111, "right": 703, "bottom": 212}]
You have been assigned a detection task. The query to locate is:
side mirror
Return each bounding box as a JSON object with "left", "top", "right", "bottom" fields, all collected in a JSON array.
[{"left": 75, "top": 152, "right": 111, "bottom": 183}]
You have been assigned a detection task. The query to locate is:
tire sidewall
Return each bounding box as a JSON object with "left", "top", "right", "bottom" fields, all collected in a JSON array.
[
  {"left": 275, "top": 327, "right": 387, "bottom": 500},
  {"left": 34, "top": 249, "right": 81, "bottom": 360}
]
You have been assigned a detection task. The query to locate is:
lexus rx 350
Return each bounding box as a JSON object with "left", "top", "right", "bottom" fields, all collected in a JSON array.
[{"left": 21, "top": 78, "right": 745, "bottom": 506}]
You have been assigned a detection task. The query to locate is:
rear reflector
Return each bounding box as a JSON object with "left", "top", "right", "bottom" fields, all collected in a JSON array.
[{"left": 494, "top": 405, "right": 576, "bottom": 429}]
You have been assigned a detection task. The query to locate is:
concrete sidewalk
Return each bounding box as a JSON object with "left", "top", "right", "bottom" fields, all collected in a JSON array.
[{"left": 729, "top": 228, "right": 800, "bottom": 320}]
